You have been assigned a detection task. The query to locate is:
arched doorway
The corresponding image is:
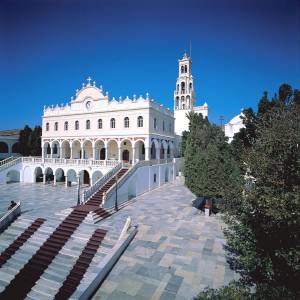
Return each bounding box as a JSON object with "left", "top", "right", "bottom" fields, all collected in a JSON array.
[
  {"left": 79, "top": 170, "right": 90, "bottom": 185},
  {"left": 134, "top": 140, "right": 145, "bottom": 161},
  {"left": 100, "top": 148, "right": 106, "bottom": 160},
  {"left": 107, "top": 140, "right": 118, "bottom": 160},
  {"left": 34, "top": 167, "right": 43, "bottom": 182},
  {"left": 122, "top": 150, "right": 129, "bottom": 162},
  {"left": 72, "top": 140, "right": 81, "bottom": 159},
  {"left": 66, "top": 169, "right": 77, "bottom": 185},
  {"left": 55, "top": 168, "right": 65, "bottom": 183},
  {"left": 83, "top": 140, "right": 93, "bottom": 159},
  {"left": 45, "top": 167, "right": 54, "bottom": 183},
  {"left": 151, "top": 142, "right": 156, "bottom": 159},
  {"left": 61, "top": 141, "right": 71, "bottom": 159}
]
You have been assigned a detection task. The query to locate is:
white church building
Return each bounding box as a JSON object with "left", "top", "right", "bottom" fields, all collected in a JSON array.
[{"left": 0, "top": 54, "right": 208, "bottom": 195}]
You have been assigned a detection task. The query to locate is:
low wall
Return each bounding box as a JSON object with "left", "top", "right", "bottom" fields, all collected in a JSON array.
[
  {"left": 0, "top": 202, "right": 21, "bottom": 233},
  {"left": 104, "top": 162, "right": 176, "bottom": 208},
  {"left": 74, "top": 226, "right": 138, "bottom": 300}
]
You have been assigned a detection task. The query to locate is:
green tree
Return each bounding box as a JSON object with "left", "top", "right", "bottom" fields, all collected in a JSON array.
[
  {"left": 221, "top": 85, "right": 300, "bottom": 299},
  {"left": 184, "top": 112, "right": 241, "bottom": 201},
  {"left": 18, "top": 125, "right": 42, "bottom": 156},
  {"left": 18, "top": 125, "right": 32, "bottom": 156}
]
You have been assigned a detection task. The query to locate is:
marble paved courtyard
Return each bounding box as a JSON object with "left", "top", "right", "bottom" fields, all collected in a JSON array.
[
  {"left": 0, "top": 179, "right": 238, "bottom": 299},
  {"left": 92, "top": 179, "right": 238, "bottom": 300}
]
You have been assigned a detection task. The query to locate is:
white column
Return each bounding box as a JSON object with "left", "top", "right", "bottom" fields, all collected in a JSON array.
[
  {"left": 53, "top": 174, "right": 57, "bottom": 186},
  {"left": 92, "top": 147, "right": 96, "bottom": 160},
  {"left": 132, "top": 146, "right": 135, "bottom": 164},
  {"left": 50, "top": 147, "right": 53, "bottom": 158},
  {"left": 164, "top": 147, "right": 167, "bottom": 159},
  {"left": 118, "top": 147, "right": 122, "bottom": 161},
  {"left": 70, "top": 147, "right": 73, "bottom": 159},
  {"left": 145, "top": 147, "right": 150, "bottom": 161},
  {"left": 156, "top": 145, "right": 160, "bottom": 160},
  {"left": 41, "top": 145, "right": 44, "bottom": 159},
  {"left": 105, "top": 147, "right": 108, "bottom": 160},
  {"left": 59, "top": 146, "right": 63, "bottom": 158},
  {"left": 43, "top": 173, "right": 46, "bottom": 184},
  {"left": 81, "top": 146, "right": 84, "bottom": 159}
]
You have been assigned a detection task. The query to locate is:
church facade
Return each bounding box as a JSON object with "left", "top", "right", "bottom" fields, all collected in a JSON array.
[{"left": 42, "top": 78, "right": 175, "bottom": 164}]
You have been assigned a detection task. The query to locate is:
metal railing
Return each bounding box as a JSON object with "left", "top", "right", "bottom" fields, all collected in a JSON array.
[
  {"left": 22, "top": 157, "right": 119, "bottom": 168},
  {"left": 0, "top": 157, "right": 22, "bottom": 172},
  {"left": 82, "top": 162, "right": 123, "bottom": 203},
  {"left": 102, "top": 158, "right": 175, "bottom": 206}
]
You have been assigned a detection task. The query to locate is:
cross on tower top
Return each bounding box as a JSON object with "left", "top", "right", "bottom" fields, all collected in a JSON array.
[{"left": 86, "top": 76, "right": 92, "bottom": 85}]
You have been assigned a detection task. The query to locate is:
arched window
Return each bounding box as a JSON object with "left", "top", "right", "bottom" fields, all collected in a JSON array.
[
  {"left": 189, "top": 82, "right": 192, "bottom": 91},
  {"left": 185, "top": 65, "right": 187, "bottom": 73},
  {"left": 46, "top": 123, "right": 49, "bottom": 131},
  {"left": 98, "top": 119, "right": 102, "bottom": 129},
  {"left": 181, "top": 82, "right": 185, "bottom": 93},
  {"left": 53, "top": 144, "right": 58, "bottom": 154},
  {"left": 75, "top": 120, "right": 79, "bottom": 130},
  {"left": 54, "top": 122, "right": 58, "bottom": 131},
  {"left": 137, "top": 116, "right": 143, "bottom": 127},
  {"left": 182, "top": 103, "right": 185, "bottom": 109},
  {"left": 181, "top": 66, "right": 184, "bottom": 74},
  {"left": 0, "top": 142, "right": 8, "bottom": 153},
  {"left": 86, "top": 120, "right": 90, "bottom": 129},
  {"left": 154, "top": 118, "right": 157, "bottom": 130},
  {"left": 177, "top": 84, "right": 179, "bottom": 92},
  {"left": 110, "top": 118, "right": 115, "bottom": 128},
  {"left": 64, "top": 121, "right": 68, "bottom": 131},
  {"left": 163, "top": 120, "right": 165, "bottom": 131},
  {"left": 175, "top": 97, "right": 179, "bottom": 109},
  {"left": 124, "top": 117, "right": 129, "bottom": 128}
]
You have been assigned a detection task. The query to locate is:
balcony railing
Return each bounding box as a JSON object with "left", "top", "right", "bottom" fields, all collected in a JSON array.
[{"left": 22, "top": 157, "right": 119, "bottom": 167}]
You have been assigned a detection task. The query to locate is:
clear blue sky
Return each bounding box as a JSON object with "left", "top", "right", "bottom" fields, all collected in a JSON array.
[{"left": 0, "top": 0, "right": 299, "bottom": 130}]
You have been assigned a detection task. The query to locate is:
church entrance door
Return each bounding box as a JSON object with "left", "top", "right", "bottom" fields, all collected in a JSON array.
[
  {"left": 100, "top": 148, "right": 106, "bottom": 160},
  {"left": 122, "top": 150, "right": 129, "bottom": 162}
]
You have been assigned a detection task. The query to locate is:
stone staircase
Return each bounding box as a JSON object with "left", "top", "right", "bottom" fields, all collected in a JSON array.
[{"left": 0, "top": 167, "right": 132, "bottom": 299}]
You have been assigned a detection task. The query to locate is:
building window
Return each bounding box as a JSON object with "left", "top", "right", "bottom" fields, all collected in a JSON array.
[
  {"left": 46, "top": 123, "right": 49, "bottom": 131},
  {"left": 110, "top": 118, "right": 115, "bottom": 128},
  {"left": 137, "top": 116, "right": 143, "bottom": 127},
  {"left": 54, "top": 122, "right": 58, "bottom": 131},
  {"left": 75, "top": 120, "right": 79, "bottom": 130},
  {"left": 181, "top": 82, "right": 185, "bottom": 93},
  {"left": 163, "top": 120, "right": 165, "bottom": 131},
  {"left": 124, "top": 117, "right": 129, "bottom": 128},
  {"left": 154, "top": 118, "right": 157, "bottom": 130},
  {"left": 185, "top": 65, "right": 187, "bottom": 73},
  {"left": 98, "top": 119, "right": 102, "bottom": 129},
  {"left": 189, "top": 82, "right": 192, "bottom": 91},
  {"left": 86, "top": 120, "right": 90, "bottom": 129},
  {"left": 64, "top": 121, "right": 68, "bottom": 131},
  {"left": 154, "top": 173, "right": 157, "bottom": 183},
  {"left": 181, "top": 66, "right": 184, "bottom": 74}
]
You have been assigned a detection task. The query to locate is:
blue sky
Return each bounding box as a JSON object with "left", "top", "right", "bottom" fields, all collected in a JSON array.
[{"left": 0, "top": 0, "right": 299, "bottom": 130}]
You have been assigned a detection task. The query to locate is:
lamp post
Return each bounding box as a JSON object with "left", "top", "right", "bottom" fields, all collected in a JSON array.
[
  {"left": 115, "top": 174, "right": 118, "bottom": 211},
  {"left": 77, "top": 176, "right": 81, "bottom": 206}
]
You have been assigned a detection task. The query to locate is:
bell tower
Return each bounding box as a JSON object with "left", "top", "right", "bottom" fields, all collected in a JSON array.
[{"left": 174, "top": 53, "right": 195, "bottom": 135}]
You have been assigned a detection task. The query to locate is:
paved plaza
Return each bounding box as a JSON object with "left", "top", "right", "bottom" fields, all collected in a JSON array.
[
  {"left": 92, "top": 178, "right": 238, "bottom": 300},
  {"left": 0, "top": 182, "right": 85, "bottom": 219},
  {"left": 0, "top": 179, "right": 238, "bottom": 300}
]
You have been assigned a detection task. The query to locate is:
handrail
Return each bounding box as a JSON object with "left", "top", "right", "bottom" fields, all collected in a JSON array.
[
  {"left": 82, "top": 162, "right": 123, "bottom": 203},
  {"left": 0, "top": 157, "right": 22, "bottom": 172},
  {"left": 102, "top": 158, "right": 174, "bottom": 206},
  {"left": 0, "top": 156, "right": 14, "bottom": 166}
]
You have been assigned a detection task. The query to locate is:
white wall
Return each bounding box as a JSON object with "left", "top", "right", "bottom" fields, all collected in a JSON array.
[{"left": 104, "top": 162, "right": 175, "bottom": 208}]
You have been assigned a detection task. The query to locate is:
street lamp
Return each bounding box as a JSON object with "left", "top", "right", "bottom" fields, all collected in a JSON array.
[
  {"left": 77, "top": 176, "right": 81, "bottom": 206},
  {"left": 115, "top": 174, "right": 118, "bottom": 211}
]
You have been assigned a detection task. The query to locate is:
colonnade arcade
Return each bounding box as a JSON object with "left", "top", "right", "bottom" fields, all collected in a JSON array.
[{"left": 42, "top": 138, "right": 174, "bottom": 162}]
